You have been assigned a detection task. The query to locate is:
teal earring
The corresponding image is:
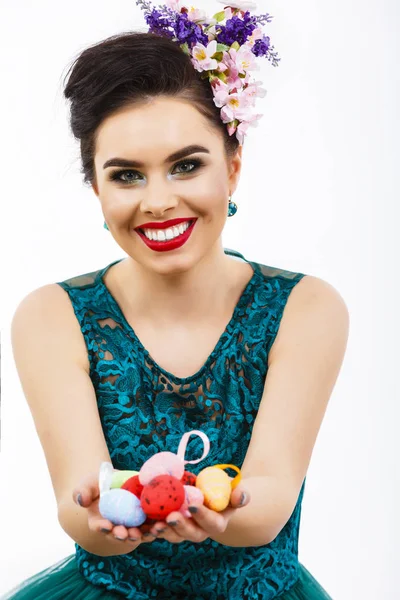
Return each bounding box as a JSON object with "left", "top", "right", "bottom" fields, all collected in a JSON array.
[
  {"left": 104, "top": 221, "right": 109, "bottom": 230},
  {"left": 228, "top": 195, "right": 237, "bottom": 217}
]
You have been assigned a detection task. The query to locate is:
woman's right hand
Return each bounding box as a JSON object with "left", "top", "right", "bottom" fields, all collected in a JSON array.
[{"left": 72, "top": 472, "right": 157, "bottom": 546}]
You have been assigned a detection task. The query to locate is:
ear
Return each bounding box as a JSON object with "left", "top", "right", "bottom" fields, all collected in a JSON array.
[
  {"left": 228, "top": 145, "right": 243, "bottom": 196},
  {"left": 92, "top": 177, "right": 99, "bottom": 197}
]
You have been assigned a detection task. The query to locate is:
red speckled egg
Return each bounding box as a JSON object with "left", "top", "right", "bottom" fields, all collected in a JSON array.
[
  {"left": 140, "top": 474, "right": 185, "bottom": 520},
  {"left": 121, "top": 474, "right": 144, "bottom": 499},
  {"left": 181, "top": 470, "right": 197, "bottom": 486}
]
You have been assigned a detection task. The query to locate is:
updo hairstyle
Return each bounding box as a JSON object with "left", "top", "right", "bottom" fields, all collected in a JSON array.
[{"left": 63, "top": 32, "right": 240, "bottom": 187}]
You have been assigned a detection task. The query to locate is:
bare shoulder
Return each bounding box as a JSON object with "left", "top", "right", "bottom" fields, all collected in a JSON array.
[
  {"left": 11, "top": 283, "right": 111, "bottom": 507},
  {"left": 269, "top": 274, "right": 350, "bottom": 364},
  {"left": 11, "top": 283, "right": 90, "bottom": 373}
]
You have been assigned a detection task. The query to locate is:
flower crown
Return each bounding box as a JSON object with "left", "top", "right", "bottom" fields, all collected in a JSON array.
[{"left": 135, "top": 0, "right": 280, "bottom": 145}]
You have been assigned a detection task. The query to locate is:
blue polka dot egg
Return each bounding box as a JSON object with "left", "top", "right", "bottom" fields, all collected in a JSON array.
[{"left": 99, "top": 488, "right": 147, "bottom": 527}]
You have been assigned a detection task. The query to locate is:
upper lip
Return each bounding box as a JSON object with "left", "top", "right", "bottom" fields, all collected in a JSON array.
[{"left": 135, "top": 217, "right": 196, "bottom": 230}]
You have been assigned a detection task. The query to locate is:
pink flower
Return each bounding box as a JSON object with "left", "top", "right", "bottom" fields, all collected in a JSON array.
[
  {"left": 219, "top": 91, "right": 253, "bottom": 123},
  {"left": 191, "top": 40, "right": 219, "bottom": 72},
  {"left": 235, "top": 113, "right": 263, "bottom": 144},
  {"left": 228, "top": 45, "right": 259, "bottom": 75},
  {"left": 246, "top": 27, "right": 264, "bottom": 49},
  {"left": 165, "top": 0, "right": 182, "bottom": 10},
  {"left": 220, "top": 51, "right": 244, "bottom": 91},
  {"left": 217, "top": 0, "right": 258, "bottom": 10},
  {"left": 211, "top": 78, "right": 231, "bottom": 108},
  {"left": 186, "top": 7, "right": 208, "bottom": 24},
  {"left": 241, "top": 80, "right": 267, "bottom": 106}
]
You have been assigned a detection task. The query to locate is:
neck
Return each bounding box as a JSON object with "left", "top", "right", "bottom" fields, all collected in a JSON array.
[{"left": 117, "top": 243, "right": 248, "bottom": 326}]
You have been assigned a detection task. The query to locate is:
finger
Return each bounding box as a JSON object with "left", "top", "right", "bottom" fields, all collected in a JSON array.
[
  {"left": 126, "top": 526, "right": 144, "bottom": 542},
  {"left": 185, "top": 504, "right": 231, "bottom": 537},
  {"left": 111, "top": 524, "right": 130, "bottom": 541},
  {"left": 87, "top": 513, "right": 115, "bottom": 534},
  {"left": 72, "top": 476, "right": 99, "bottom": 507},
  {"left": 229, "top": 485, "right": 250, "bottom": 508},
  {"left": 164, "top": 513, "right": 208, "bottom": 543}
]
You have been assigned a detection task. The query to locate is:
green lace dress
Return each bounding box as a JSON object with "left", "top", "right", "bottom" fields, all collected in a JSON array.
[{"left": 2, "top": 249, "right": 333, "bottom": 600}]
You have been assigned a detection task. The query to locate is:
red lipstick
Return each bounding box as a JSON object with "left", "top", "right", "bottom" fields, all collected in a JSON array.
[
  {"left": 135, "top": 217, "right": 196, "bottom": 230},
  {"left": 135, "top": 219, "right": 197, "bottom": 253}
]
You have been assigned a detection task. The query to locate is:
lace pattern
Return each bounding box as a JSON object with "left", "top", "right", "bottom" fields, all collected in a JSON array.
[{"left": 56, "top": 248, "right": 307, "bottom": 599}]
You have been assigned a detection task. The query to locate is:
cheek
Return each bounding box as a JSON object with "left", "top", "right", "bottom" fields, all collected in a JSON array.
[{"left": 102, "top": 187, "right": 137, "bottom": 213}]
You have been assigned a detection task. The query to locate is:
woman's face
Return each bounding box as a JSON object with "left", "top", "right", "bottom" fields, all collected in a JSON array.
[{"left": 92, "top": 96, "right": 242, "bottom": 275}]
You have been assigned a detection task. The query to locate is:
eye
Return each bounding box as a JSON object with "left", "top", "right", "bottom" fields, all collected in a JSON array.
[
  {"left": 108, "top": 158, "right": 205, "bottom": 185},
  {"left": 173, "top": 159, "right": 203, "bottom": 175},
  {"left": 109, "top": 170, "right": 139, "bottom": 184}
]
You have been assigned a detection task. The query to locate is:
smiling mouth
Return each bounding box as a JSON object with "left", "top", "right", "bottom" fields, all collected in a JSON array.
[{"left": 138, "top": 219, "right": 196, "bottom": 238}]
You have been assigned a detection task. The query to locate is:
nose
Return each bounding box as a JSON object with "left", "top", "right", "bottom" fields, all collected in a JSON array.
[{"left": 139, "top": 180, "right": 179, "bottom": 217}]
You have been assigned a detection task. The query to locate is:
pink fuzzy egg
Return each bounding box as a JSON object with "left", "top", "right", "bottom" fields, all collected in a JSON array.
[
  {"left": 139, "top": 451, "right": 185, "bottom": 485},
  {"left": 179, "top": 485, "right": 204, "bottom": 518}
]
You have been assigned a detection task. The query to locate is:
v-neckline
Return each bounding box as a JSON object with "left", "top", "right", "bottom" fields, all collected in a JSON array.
[{"left": 97, "top": 251, "right": 261, "bottom": 383}]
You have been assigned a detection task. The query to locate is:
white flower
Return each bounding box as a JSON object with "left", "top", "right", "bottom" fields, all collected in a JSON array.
[
  {"left": 217, "top": 0, "right": 258, "bottom": 11},
  {"left": 187, "top": 7, "right": 208, "bottom": 24},
  {"left": 166, "top": 0, "right": 182, "bottom": 10},
  {"left": 191, "top": 40, "right": 219, "bottom": 72}
]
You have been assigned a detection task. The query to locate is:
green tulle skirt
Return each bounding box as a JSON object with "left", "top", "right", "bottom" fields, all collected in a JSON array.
[{"left": 1, "top": 553, "right": 333, "bottom": 599}]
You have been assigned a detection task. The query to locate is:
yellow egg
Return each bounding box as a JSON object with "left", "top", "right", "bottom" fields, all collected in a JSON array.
[{"left": 196, "top": 466, "right": 232, "bottom": 511}]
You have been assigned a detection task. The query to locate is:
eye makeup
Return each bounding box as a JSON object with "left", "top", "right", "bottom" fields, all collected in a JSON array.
[{"left": 108, "top": 158, "right": 206, "bottom": 185}]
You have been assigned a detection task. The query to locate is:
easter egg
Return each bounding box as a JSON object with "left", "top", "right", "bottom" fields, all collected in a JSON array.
[
  {"left": 99, "top": 461, "right": 115, "bottom": 494},
  {"left": 140, "top": 474, "right": 185, "bottom": 520},
  {"left": 99, "top": 489, "right": 147, "bottom": 527},
  {"left": 179, "top": 485, "right": 204, "bottom": 518},
  {"left": 181, "top": 470, "right": 197, "bottom": 486},
  {"left": 196, "top": 466, "right": 232, "bottom": 512},
  {"left": 121, "top": 474, "right": 144, "bottom": 499},
  {"left": 139, "top": 452, "right": 185, "bottom": 485},
  {"left": 110, "top": 470, "right": 139, "bottom": 489}
]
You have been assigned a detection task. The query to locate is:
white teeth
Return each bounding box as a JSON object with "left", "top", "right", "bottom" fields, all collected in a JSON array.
[{"left": 143, "top": 220, "right": 192, "bottom": 241}]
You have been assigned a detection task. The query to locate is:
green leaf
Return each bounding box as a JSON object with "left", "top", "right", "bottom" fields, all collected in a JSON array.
[
  {"left": 212, "top": 11, "right": 226, "bottom": 23},
  {"left": 216, "top": 43, "right": 230, "bottom": 52},
  {"left": 180, "top": 42, "right": 190, "bottom": 56},
  {"left": 211, "top": 51, "right": 224, "bottom": 61}
]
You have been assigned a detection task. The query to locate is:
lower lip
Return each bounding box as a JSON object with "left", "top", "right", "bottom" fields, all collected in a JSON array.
[{"left": 136, "top": 220, "right": 197, "bottom": 252}]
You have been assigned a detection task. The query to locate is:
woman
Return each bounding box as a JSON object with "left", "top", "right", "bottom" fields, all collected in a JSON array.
[{"left": 3, "top": 3, "right": 349, "bottom": 599}]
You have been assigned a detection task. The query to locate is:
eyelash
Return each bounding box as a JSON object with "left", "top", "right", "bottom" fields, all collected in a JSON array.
[{"left": 108, "top": 158, "right": 205, "bottom": 185}]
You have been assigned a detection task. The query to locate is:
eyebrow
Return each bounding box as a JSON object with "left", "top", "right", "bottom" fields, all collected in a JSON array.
[{"left": 103, "top": 144, "right": 210, "bottom": 170}]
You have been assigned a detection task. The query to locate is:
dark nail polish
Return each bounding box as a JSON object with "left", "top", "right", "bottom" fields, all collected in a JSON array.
[
  {"left": 101, "top": 528, "right": 111, "bottom": 533},
  {"left": 128, "top": 537, "right": 138, "bottom": 542},
  {"left": 239, "top": 492, "right": 247, "bottom": 506},
  {"left": 167, "top": 520, "right": 178, "bottom": 527},
  {"left": 115, "top": 536, "right": 126, "bottom": 541},
  {"left": 76, "top": 493, "right": 83, "bottom": 506},
  {"left": 188, "top": 506, "right": 198, "bottom": 514},
  {"left": 143, "top": 532, "right": 155, "bottom": 537},
  {"left": 156, "top": 528, "right": 166, "bottom": 534}
]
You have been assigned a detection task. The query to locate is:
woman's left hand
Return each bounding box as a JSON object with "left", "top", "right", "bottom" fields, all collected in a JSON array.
[{"left": 141, "top": 483, "right": 250, "bottom": 544}]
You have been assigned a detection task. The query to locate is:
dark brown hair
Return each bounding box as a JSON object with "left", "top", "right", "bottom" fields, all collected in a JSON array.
[{"left": 63, "top": 31, "right": 240, "bottom": 187}]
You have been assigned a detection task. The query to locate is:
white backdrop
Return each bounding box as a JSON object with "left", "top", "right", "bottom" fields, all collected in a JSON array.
[{"left": 0, "top": 0, "right": 398, "bottom": 598}]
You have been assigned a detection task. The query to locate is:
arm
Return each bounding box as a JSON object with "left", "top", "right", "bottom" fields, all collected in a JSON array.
[
  {"left": 11, "top": 284, "right": 140, "bottom": 557},
  {"left": 209, "top": 276, "right": 350, "bottom": 547}
]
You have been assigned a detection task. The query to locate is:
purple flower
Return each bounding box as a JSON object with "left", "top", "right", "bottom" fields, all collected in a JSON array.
[
  {"left": 252, "top": 35, "right": 270, "bottom": 57},
  {"left": 174, "top": 12, "right": 208, "bottom": 47},
  {"left": 145, "top": 9, "right": 175, "bottom": 39},
  {"left": 216, "top": 11, "right": 257, "bottom": 46}
]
